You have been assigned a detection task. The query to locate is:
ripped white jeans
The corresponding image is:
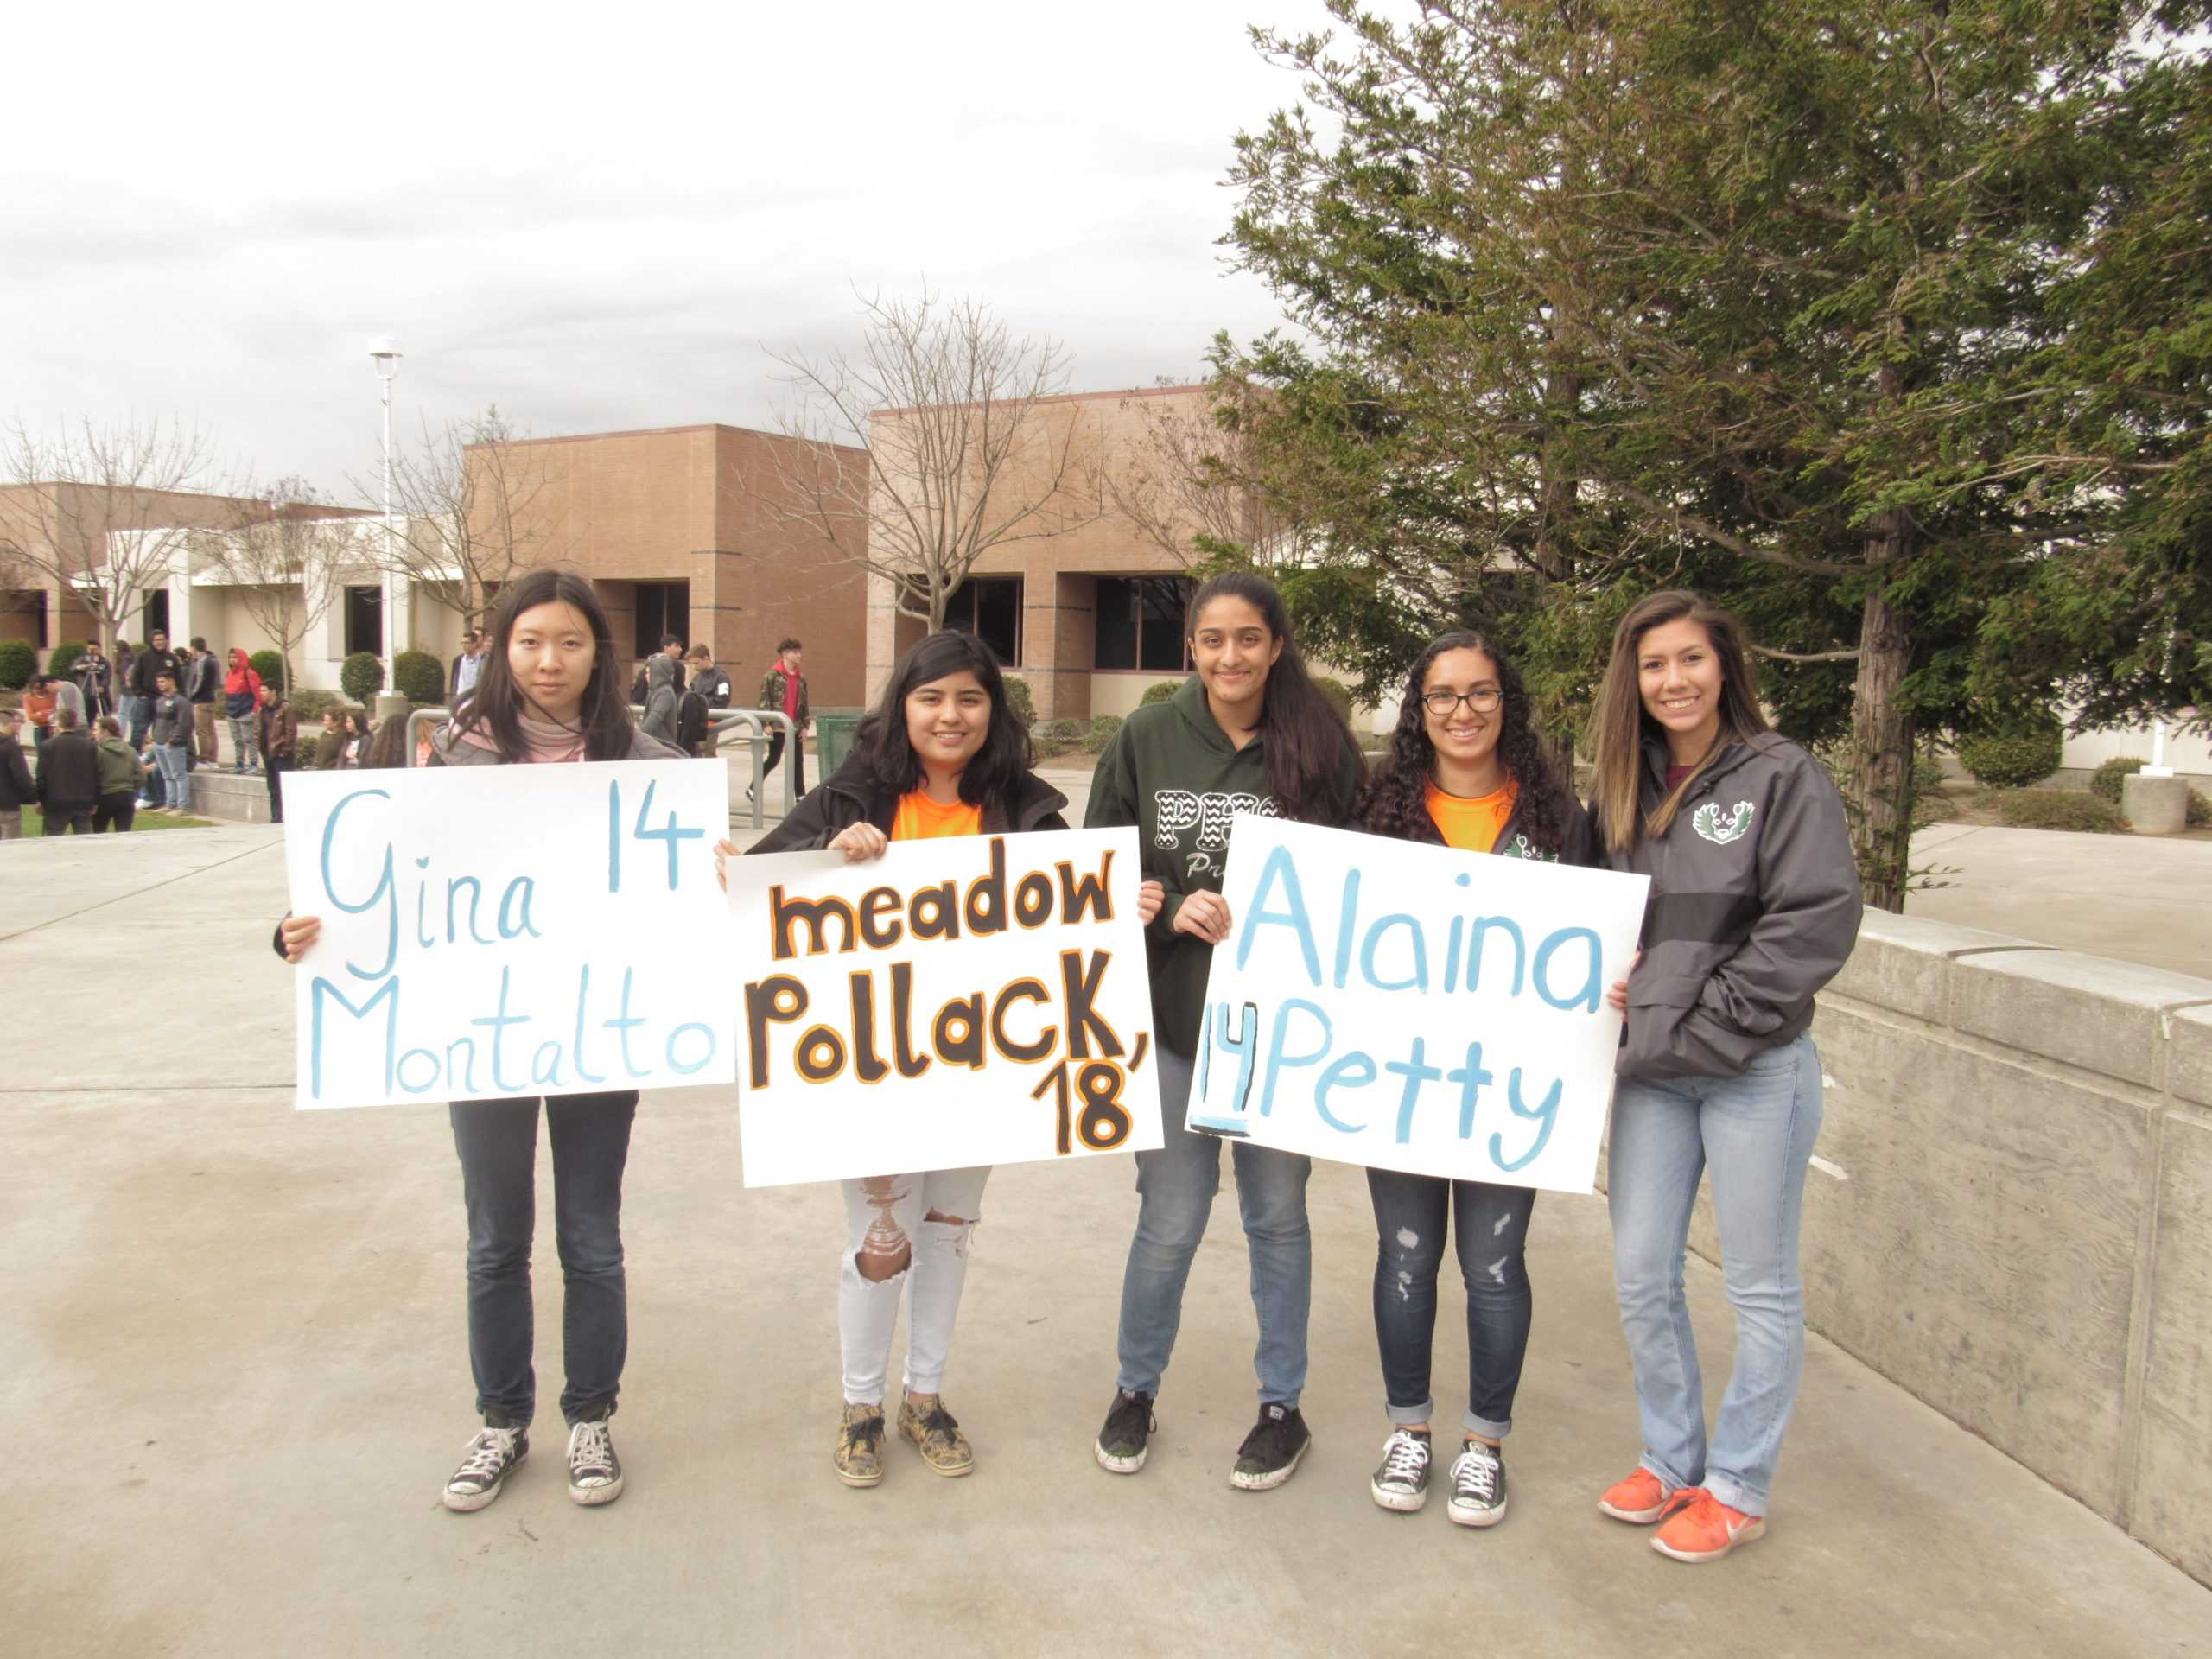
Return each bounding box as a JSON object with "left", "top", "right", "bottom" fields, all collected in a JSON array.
[{"left": 840, "top": 1166, "right": 991, "bottom": 1406}]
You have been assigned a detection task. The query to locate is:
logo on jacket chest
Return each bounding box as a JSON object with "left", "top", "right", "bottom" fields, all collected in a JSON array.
[
  {"left": 1153, "top": 788, "right": 1277, "bottom": 878},
  {"left": 1692, "top": 800, "right": 1757, "bottom": 845}
]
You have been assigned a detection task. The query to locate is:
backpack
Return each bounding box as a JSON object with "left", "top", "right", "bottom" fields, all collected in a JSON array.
[
  {"left": 676, "top": 690, "right": 709, "bottom": 756},
  {"left": 629, "top": 666, "right": 649, "bottom": 706}
]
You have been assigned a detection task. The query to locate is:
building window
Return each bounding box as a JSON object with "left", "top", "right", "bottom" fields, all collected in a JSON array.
[
  {"left": 4, "top": 592, "right": 48, "bottom": 648},
  {"left": 344, "top": 585, "right": 383, "bottom": 656},
  {"left": 143, "top": 590, "right": 171, "bottom": 644},
  {"left": 1094, "top": 576, "right": 1192, "bottom": 671},
  {"left": 944, "top": 575, "right": 1023, "bottom": 664},
  {"left": 634, "top": 581, "right": 690, "bottom": 658}
]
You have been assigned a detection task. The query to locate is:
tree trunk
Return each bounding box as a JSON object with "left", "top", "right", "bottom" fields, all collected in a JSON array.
[{"left": 1848, "top": 578, "right": 1915, "bottom": 912}]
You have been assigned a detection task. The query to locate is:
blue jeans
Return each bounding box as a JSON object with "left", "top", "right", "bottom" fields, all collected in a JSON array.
[
  {"left": 154, "top": 743, "right": 190, "bottom": 811},
  {"left": 1607, "top": 1033, "right": 1823, "bottom": 1518},
  {"left": 124, "top": 696, "right": 151, "bottom": 747},
  {"left": 1116, "top": 1046, "right": 1313, "bottom": 1408},
  {"left": 1367, "top": 1169, "right": 1535, "bottom": 1439},
  {"left": 450, "top": 1091, "right": 637, "bottom": 1428}
]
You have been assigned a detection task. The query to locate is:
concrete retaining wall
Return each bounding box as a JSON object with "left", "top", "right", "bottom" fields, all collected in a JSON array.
[{"left": 1716, "top": 913, "right": 2212, "bottom": 1584}]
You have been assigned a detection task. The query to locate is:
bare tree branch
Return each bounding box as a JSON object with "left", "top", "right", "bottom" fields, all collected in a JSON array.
[
  {"left": 1751, "top": 644, "right": 1862, "bottom": 664},
  {"left": 758, "top": 292, "right": 1107, "bottom": 629},
  {"left": 1105, "top": 383, "right": 1303, "bottom": 567},
  {"left": 193, "top": 479, "right": 368, "bottom": 692}
]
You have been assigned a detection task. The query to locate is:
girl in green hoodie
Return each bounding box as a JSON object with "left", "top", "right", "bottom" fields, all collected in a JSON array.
[{"left": 1086, "top": 570, "right": 1363, "bottom": 1492}]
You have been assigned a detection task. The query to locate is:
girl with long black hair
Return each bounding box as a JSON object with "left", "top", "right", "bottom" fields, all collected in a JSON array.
[
  {"left": 724, "top": 630, "right": 1141, "bottom": 1487},
  {"left": 1087, "top": 570, "right": 1363, "bottom": 1491},
  {"left": 276, "top": 569, "right": 683, "bottom": 1515},
  {"left": 1352, "top": 630, "right": 1597, "bottom": 1528}
]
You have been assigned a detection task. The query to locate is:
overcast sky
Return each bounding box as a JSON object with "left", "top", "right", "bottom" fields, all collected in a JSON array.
[{"left": 0, "top": 1, "right": 1344, "bottom": 502}]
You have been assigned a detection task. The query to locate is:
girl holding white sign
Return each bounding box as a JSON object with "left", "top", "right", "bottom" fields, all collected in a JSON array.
[
  {"left": 1351, "top": 630, "right": 1599, "bottom": 1528},
  {"left": 1591, "top": 590, "right": 1860, "bottom": 1562},
  {"left": 726, "top": 630, "right": 1126, "bottom": 1489},
  {"left": 1086, "top": 570, "right": 1363, "bottom": 1492},
  {"left": 275, "top": 570, "right": 683, "bottom": 1516}
]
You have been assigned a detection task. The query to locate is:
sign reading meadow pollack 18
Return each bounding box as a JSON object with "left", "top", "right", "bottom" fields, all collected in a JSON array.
[
  {"left": 284, "top": 761, "right": 739, "bottom": 1110},
  {"left": 726, "top": 827, "right": 1163, "bottom": 1186},
  {"left": 1191, "top": 817, "right": 1649, "bottom": 1195}
]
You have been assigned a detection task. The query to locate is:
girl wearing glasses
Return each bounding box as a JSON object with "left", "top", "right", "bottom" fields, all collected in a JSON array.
[{"left": 1350, "top": 631, "right": 1597, "bottom": 1529}]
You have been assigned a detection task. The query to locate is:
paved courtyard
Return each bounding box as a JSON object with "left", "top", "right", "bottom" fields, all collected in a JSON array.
[{"left": 3, "top": 815, "right": 2209, "bottom": 1657}]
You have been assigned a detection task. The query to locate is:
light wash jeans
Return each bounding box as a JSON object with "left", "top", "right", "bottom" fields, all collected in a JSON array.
[
  {"left": 1608, "top": 1033, "right": 1822, "bottom": 1518},
  {"left": 839, "top": 1166, "right": 989, "bottom": 1405},
  {"left": 153, "top": 743, "right": 191, "bottom": 812},
  {"left": 1116, "top": 1046, "right": 1313, "bottom": 1408}
]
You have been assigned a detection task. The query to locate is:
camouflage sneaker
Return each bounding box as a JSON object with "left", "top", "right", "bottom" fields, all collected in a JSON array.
[
  {"left": 897, "top": 1393, "right": 975, "bottom": 1478},
  {"left": 835, "top": 1403, "right": 887, "bottom": 1488}
]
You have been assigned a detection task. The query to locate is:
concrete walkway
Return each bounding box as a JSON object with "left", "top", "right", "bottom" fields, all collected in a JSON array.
[{"left": 3, "top": 823, "right": 2209, "bottom": 1658}]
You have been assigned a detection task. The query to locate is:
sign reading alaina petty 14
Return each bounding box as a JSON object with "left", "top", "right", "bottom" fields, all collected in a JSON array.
[
  {"left": 1190, "top": 817, "right": 1649, "bottom": 1195},
  {"left": 283, "top": 760, "right": 739, "bottom": 1109}
]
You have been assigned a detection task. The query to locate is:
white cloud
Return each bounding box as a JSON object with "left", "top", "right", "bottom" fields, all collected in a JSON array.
[{"left": 0, "top": 0, "right": 1338, "bottom": 498}]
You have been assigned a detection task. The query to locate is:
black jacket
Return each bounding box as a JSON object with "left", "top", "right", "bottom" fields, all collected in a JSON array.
[
  {"left": 186, "top": 652, "right": 220, "bottom": 702},
  {"left": 0, "top": 734, "right": 33, "bottom": 810},
  {"left": 35, "top": 729, "right": 101, "bottom": 810},
  {"left": 130, "top": 648, "right": 180, "bottom": 700},
  {"left": 748, "top": 753, "right": 1071, "bottom": 855},
  {"left": 1599, "top": 732, "right": 1862, "bottom": 1079}
]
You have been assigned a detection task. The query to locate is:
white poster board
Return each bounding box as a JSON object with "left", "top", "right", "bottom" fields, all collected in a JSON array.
[
  {"left": 725, "top": 827, "right": 1163, "bottom": 1186},
  {"left": 283, "top": 760, "right": 738, "bottom": 1109},
  {"left": 1190, "top": 817, "right": 1649, "bottom": 1194}
]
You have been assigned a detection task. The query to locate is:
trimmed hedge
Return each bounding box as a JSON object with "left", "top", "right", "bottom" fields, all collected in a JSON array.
[
  {"left": 393, "top": 649, "right": 444, "bottom": 707},
  {"left": 1084, "top": 714, "right": 1124, "bottom": 754},
  {"left": 290, "top": 689, "right": 344, "bottom": 724},
  {"left": 1957, "top": 716, "right": 2063, "bottom": 788},
  {"left": 1994, "top": 788, "right": 2128, "bottom": 833},
  {"left": 1003, "top": 676, "right": 1036, "bottom": 731},
  {"left": 2193, "top": 790, "right": 2212, "bottom": 830},
  {"left": 0, "top": 639, "right": 35, "bottom": 690},
  {"left": 249, "top": 650, "right": 286, "bottom": 692},
  {"left": 340, "top": 652, "right": 385, "bottom": 702},
  {"left": 46, "top": 640, "right": 87, "bottom": 686},
  {"left": 1138, "top": 679, "right": 1181, "bottom": 708},
  {"left": 2091, "top": 755, "right": 2145, "bottom": 802}
]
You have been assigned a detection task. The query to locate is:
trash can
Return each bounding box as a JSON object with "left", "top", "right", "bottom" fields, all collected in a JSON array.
[{"left": 812, "top": 709, "right": 861, "bottom": 779}]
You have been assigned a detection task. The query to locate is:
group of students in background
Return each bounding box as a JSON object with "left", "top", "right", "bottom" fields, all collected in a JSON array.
[{"left": 274, "top": 563, "right": 1859, "bottom": 1566}]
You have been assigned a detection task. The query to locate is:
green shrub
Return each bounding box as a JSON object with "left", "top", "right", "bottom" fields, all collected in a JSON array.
[
  {"left": 1313, "top": 676, "right": 1353, "bottom": 726},
  {"left": 1002, "top": 675, "right": 1036, "bottom": 730},
  {"left": 249, "top": 650, "right": 286, "bottom": 692},
  {"left": 0, "top": 639, "right": 35, "bottom": 690},
  {"left": 1084, "top": 715, "right": 1124, "bottom": 754},
  {"left": 340, "top": 652, "right": 385, "bottom": 702},
  {"left": 2090, "top": 756, "right": 2145, "bottom": 803},
  {"left": 46, "top": 640, "right": 86, "bottom": 685},
  {"left": 393, "top": 649, "right": 444, "bottom": 707},
  {"left": 1994, "top": 788, "right": 2127, "bottom": 833},
  {"left": 1138, "top": 679, "right": 1181, "bottom": 708},
  {"left": 289, "top": 689, "right": 343, "bottom": 724},
  {"left": 1045, "top": 716, "right": 1086, "bottom": 745},
  {"left": 1956, "top": 715, "right": 2063, "bottom": 788},
  {"left": 2190, "top": 790, "right": 2211, "bottom": 830}
]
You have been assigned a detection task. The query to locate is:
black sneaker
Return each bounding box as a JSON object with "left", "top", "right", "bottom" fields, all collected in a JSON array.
[
  {"left": 566, "top": 1416, "right": 624, "bottom": 1506},
  {"left": 442, "top": 1424, "right": 528, "bottom": 1513},
  {"left": 1370, "top": 1427, "right": 1432, "bottom": 1512},
  {"left": 1447, "top": 1439, "right": 1508, "bottom": 1528},
  {"left": 1094, "top": 1388, "right": 1155, "bottom": 1474},
  {"left": 1231, "top": 1403, "right": 1311, "bottom": 1491}
]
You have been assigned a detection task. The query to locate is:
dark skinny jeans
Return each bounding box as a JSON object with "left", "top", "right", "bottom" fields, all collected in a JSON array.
[
  {"left": 451, "top": 1091, "right": 637, "bottom": 1429},
  {"left": 1368, "top": 1167, "right": 1536, "bottom": 1440}
]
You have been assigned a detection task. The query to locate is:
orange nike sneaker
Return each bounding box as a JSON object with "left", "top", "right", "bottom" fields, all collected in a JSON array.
[
  {"left": 1598, "top": 1467, "right": 1677, "bottom": 1523},
  {"left": 1649, "top": 1488, "right": 1766, "bottom": 1562}
]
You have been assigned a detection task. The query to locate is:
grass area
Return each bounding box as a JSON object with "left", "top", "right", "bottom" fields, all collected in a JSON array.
[{"left": 17, "top": 805, "right": 216, "bottom": 835}]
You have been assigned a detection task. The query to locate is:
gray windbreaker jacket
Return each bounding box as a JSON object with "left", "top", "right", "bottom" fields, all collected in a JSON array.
[{"left": 1602, "top": 732, "right": 1862, "bottom": 1080}]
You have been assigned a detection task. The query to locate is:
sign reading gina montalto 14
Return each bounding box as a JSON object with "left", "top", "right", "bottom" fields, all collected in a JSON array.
[
  {"left": 283, "top": 760, "right": 738, "bottom": 1110},
  {"left": 1190, "top": 817, "right": 1649, "bottom": 1195},
  {"left": 725, "top": 827, "right": 1163, "bottom": 1186}
]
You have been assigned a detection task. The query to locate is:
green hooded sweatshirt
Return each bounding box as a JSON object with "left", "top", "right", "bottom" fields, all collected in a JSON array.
[{"left": 1085, "top": 675, "right": 1362, "bottom": 1054}]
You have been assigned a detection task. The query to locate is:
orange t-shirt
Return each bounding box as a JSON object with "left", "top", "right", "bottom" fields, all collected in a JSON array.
[
  {"left": 892, "top": 790, "right": 984, "bottom": 842},
  {"left": 1425, "top": 779, "right": 1517, "bottom": 855}
]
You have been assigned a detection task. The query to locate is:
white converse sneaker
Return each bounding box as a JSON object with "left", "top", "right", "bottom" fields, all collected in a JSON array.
[
  {"left": 442, "top": 1425, "right": 527, "bottom": 1513},
  {"left": 1370, "top": 1427, "right": 1433, "bottom": 1512},
  {"left": 567, "top": 1416, "right": 625, "bottom": 1506},
  {"left": 1447, "top": 1440, "right": 1509, "bottom": 1528}
]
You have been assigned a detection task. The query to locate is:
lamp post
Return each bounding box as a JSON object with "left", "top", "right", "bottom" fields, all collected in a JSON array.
[{"left": 369, "top": 337, "right": 404, "bottom": 712}]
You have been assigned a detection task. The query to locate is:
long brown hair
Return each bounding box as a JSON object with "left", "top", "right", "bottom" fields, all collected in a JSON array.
[
  {"left": 1592, "top": 590, "right": 1769, "bottom": 854},
  {"left": 1185, "top": 570, "right": 1362, "bottom": 825}
]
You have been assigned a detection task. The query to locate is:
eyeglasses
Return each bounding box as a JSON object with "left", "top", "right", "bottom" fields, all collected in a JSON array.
[{"left": 1421, "top": 688, "right": 1503, "bottom": 716}]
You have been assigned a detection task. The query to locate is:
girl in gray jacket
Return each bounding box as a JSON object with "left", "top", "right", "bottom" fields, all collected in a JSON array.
[{"left": 1589, "top": 590, "right": 1861, "bottom": 1564}]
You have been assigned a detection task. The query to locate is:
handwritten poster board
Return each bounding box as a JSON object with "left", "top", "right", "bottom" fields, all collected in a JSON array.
[
  {"left": 725, "top": 827, "right": 1163, "bottom": 1186},
  {"left": 283, "top": 761, "right": 738, "bottom": 1109},
  {"left": 1190, "top": 817, "right": 1649, "bottom": 1194}
]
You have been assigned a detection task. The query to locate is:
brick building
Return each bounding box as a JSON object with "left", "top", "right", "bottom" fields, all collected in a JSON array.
[{"left": 475, "top": 423, "right": 869, "bottom": 705}]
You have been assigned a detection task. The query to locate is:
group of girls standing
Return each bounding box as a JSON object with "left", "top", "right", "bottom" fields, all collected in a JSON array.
[{"left": 279, "top": 566, "right": 1859, "bottom": 1565}]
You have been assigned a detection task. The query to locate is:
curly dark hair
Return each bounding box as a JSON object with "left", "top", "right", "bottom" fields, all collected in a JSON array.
[
  {"left": 1355, "top": 630, "right": 1572, "bottom": 855},
  {"left": 848, "top": 630, "right": 1034, "bottom": 806}
]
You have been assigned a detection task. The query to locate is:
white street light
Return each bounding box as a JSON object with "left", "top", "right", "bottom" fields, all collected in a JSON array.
[{"left": 370, "top": 337, "right": 403, "bottom": 705}]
